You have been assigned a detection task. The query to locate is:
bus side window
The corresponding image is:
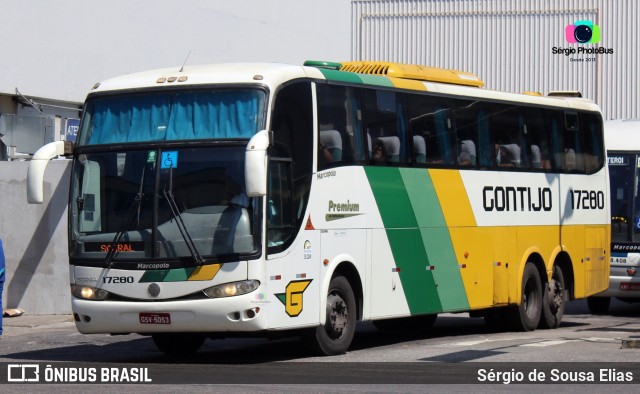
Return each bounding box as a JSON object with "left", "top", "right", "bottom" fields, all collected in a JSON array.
[
  {"left": 363, "top": 89, "right": 407, "bottom": 166},
  {"left": 319, "top": 129, "right": 343, "bottom": 163},
  {"left": 458, "top": 140, "right": 477, "bottom": 166},
  {"left": 316, "top": 84, "right": 364, "bottom": 170},
  {"left": 268, "top": 81, "right": 313, "bottom": 253},
  {"left": 408, "top": 94, "right": 454, "bottom": 166},
  {"left": 561, "top": 112, "right": 585, "bottom": 173},
  {"left": 582, "top": 113, "right": 605, "bottom": 173},
  {"left": 413, "top": 135, "right": 426, "bottom": 163}
]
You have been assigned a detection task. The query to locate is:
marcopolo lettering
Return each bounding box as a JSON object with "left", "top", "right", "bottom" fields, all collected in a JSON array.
[{"left": 483, "top": 186, "right": 552, "bottom": 212}]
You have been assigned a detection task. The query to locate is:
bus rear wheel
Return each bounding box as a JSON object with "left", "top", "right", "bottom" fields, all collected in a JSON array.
[
  {"left": 540, "top": 265, "right": 565, "bottom": 329},
  {"left": 508, "top": 263, "right": 542, "bottom": 331},
  {"left": 304, "top": 275, "right": 356, "bottom": 356},
  {"left": 152, "top": 333, "right": 205, "bottom": 355}
]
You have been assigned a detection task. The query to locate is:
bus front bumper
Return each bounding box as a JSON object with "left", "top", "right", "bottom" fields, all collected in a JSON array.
[
  {"left": 593, "top": 265, "right": 640, "bottom": 298},
  {"left": 71, "top": 294, "right": 269, "bottom": 334}
]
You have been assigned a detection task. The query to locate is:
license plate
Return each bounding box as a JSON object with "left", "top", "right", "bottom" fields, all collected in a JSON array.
[
  {"left": 139, "top": 312, "right": 171, "bottom": 324},
  {"left": 619, "top": 282, "right": 640, "bottom": 291},
  {"left": 611, "top": 257, "right": 628, "bottom": 264}
]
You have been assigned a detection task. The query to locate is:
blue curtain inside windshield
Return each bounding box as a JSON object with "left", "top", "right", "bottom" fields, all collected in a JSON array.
[{"left": 84, "top": 90, "right": 264, "bottom": 145}]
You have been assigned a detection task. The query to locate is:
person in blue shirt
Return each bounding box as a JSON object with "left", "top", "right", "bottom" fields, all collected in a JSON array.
[{"left": 0, "top": 239, "right": 5, "bottom": 337}]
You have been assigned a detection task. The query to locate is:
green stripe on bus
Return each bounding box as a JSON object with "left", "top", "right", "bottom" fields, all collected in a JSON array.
[
  {"left": 365, "top": 167, "right": 442, "bottom": 314},
  {"left": 316, "top": 68, "right": 363, "bottom": 84},
  {"left": 398, "top": 168, "right": 446, "bottom": 227},
  {"left": 139, "top": 268, "right": 196, "bottom": 282},
  {"left": 357, "top": 74, "right": 394, "bottom": 87},
  {"left": 386, "top": 228, "right": 442, "bottom": 314},
  {"left": 365, "top": 167, "right": 417, "bottom": 228},
  {"left": 399, "top": 169, "right": 470, "bottom": 311}
]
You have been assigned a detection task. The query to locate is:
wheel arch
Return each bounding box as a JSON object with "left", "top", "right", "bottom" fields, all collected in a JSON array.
[
  {"left": 524, "top": 252, "right": 547, "bottom": 289},
  {"left": 323, "top": 259, "right": 364, "bottom": 322},
  {"left": 553, "top": 251, "right": 575, "bottom": 300}
]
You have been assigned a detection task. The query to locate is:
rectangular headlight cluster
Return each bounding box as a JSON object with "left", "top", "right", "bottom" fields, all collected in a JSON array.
[
  {"left": 202, "top": 280, "right": 260, "bottom": 298},
  {"left": 71, "top": 285, "right": 109, "bottom": 300}
]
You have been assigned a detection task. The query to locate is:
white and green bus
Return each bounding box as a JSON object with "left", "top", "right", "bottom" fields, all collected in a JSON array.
[
  {"left": 27, "top": 61, "right": 609, "bottom": 355},
  {"left": 587, "top": 119, "right": 640, "bottom": 314}
]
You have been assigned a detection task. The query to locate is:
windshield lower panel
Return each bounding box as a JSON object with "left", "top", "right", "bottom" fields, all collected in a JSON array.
[{"left": 70, "top": 146, "right": 260, "bottom": 265}]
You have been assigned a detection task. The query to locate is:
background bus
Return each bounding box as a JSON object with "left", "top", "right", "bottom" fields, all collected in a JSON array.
[
  {"left": 27, "top": 61, "right": 609, "bottom": 355},
  {"left": 588, "top": 119, "right": 640, "bottom": 314}
]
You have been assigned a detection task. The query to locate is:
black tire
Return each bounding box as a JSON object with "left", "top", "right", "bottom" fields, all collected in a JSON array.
[
  {"left": 539, "top": 265, "right": 566, "bottom": 329},
  {"left": 152, "top": 333, "right": 205, "bottom": 355},
  {"left": 373, "top": 314, "right": 438, "bottom": 331},
  {"left": 508, "top": 263, "right": 542, "bottom": 331},
  {"left": 587, "top": 296, "right": 611, "bottom": 315},
  {"left": 305, "top": 275, "right": 356, "bottom": 356}
]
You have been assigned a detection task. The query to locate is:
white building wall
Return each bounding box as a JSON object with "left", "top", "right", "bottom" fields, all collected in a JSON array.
[
  {"left": 0, "top": 161, "right": 71, "bottom": 314},
  {"left": 351, "top": 0, "right": 639, "bottom": 120}
]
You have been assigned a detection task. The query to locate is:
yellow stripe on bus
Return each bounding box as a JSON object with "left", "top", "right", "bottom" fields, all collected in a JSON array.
[
  {"left": 388, "top": 77, "right": 428, "bottom": 91},
  {"left": 188, "top": 264, "right": 223, "bottom": 281},
  {"left": 429, "top": 169, "right": 476, "bottom": 227}
]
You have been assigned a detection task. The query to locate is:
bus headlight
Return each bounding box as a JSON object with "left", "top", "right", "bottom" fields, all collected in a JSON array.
[
  {"left": 202, "top": 280, "right": 260, "bottom": 298},
  {"left": 71, "top": 285, "right": 110, "bottom": 300}
]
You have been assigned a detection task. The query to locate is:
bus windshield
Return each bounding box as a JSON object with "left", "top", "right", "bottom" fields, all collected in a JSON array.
[
  {"left": 609, "top": 153, "right": 640, "bottom": 243},
  {"left": 77, "top": 89, "right": 266, "bottom": 145},
  {"left": 70, "top": 146, "right": 259, "bottom": 264},
  {"left": 69, "top": 88, "right": 266, "bottom": 265}
]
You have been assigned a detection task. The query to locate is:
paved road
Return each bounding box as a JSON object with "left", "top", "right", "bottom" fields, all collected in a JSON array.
[{"left": 0, "top": 298, "right": 638, "bottom": 392}]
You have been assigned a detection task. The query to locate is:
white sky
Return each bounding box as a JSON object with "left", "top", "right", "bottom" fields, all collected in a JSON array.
[{"left": 0, "top": 0, "right": 350, "bottom": 102}]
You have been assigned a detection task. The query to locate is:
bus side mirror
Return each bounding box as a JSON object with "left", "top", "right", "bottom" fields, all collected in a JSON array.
[
  {"left": 27, "top": 140, "right": 73, "bottom": 204},
  {"left": 245, "top": 130, "right": 269, "bottom": 197}
]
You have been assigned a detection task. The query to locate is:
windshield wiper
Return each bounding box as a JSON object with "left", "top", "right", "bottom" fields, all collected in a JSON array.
[
  {"left": 163, "top": 167, "right": 204, "bottom": 265},
  {"left": 105, "top": 165, "right": 146, "bottom": 269}
]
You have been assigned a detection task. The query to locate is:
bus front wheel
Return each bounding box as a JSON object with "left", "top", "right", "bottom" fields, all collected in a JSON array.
[
  {"left": 508, "top": 263, "right": 542, "bottom": 331},
  {"left": 304, "top": 275, "right": 356, "bottom": 356}
]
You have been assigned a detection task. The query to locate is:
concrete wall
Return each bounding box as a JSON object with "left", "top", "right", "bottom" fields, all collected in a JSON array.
[{"left": 0, "top": 160, "right": 71, "bottom": 315}]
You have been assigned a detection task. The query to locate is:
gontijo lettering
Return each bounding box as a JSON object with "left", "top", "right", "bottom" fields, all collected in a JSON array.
[{"left": 483, "top": 186, "right": 552, "bottom": 212}]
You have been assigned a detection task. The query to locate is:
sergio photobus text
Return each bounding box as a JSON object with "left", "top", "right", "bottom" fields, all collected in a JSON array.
[{"left": 552, "top": 46, "right": 614, "bottom": 56}]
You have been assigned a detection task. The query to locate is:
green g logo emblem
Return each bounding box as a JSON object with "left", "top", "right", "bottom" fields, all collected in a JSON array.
[{"left": 275, "top": 280, "right": 312, "bottom": 317}]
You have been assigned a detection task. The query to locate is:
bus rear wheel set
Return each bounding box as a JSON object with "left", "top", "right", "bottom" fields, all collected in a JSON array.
[{"left": 485, "top": 262, "right": 566, "bottom": 332}]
